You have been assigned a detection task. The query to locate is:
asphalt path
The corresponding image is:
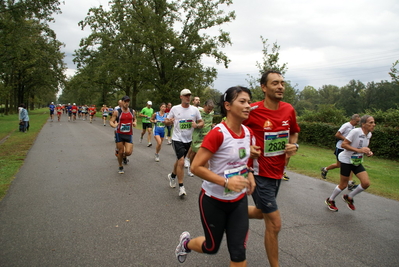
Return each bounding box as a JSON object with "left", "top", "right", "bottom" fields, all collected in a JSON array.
[{"left": 1, "top": 115, "right": 398, "bottom": 267}]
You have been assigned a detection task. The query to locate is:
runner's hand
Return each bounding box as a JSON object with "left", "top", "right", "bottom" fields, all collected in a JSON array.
[{"left": 226, "top": 175, "right": 249, "bottom": 193}]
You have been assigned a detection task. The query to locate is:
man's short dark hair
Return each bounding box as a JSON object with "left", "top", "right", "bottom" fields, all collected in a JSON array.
[{"left": 260, "top": 70, "right": 282, "bottom": 86}]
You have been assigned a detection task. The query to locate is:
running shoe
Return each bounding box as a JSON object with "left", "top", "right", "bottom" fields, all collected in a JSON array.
[
  {"left": 118, "top": 167, "right": 124, "bottom": 174},
  {"left": 348, "top": 183, "right": 358, "bottom": 191},
  {"left": 140, "top": 137, "right": 143, "bottom": 143},
  {"left": 167, "top": 140, "right": 172, "bottom": 145},
  {"left": 175, "top": 231, "right": 191, "bottom": 263},
  {"left": 283, "top": 172, "right": 289, "bottom": 181},
  {"left": 187, "top": 170, "right": 194, "bottom": 177},
  {"left": 325, "top": 198, "right": 338, "bottom": 212},
  {"left": 321, "top": 167, "right": 328, "bottom": 179},
  {"left": 179, "top": 186, "right": 187, "bottom": 197},
  {"left": 155, "top": 154, "right": 160, "bottom": 162},
  {"left": 168, "top": 173, "right": 176, "bottom": 188},
  {"left": 342, "top": 194, "right": 356, "bottom": 210},
  {"left": 147, "top": 143, "right": 152, "bottom": 147},
  {"left": 184, "top": 158, "right": 190, "bottom": 168},
  {"left": 123, "top": 157, "right": 128, "bottom": 164}
]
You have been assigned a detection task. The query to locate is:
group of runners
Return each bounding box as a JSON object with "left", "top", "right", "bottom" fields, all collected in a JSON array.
[
  {"left": 49, "top": 103, "right": 100, "bottom": 123},
  {"left": 50, "top": 70, "right": 375, "bottom": 266}
]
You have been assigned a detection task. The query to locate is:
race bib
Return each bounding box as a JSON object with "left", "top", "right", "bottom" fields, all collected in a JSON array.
[
  {"left": 223, "top": 165, "right": 248, "bottom": 196},
  {"left": 350, "top": 153, "right": 364, "bottom": 166},
  {"left": 72, "top": 109, "right": 77, "bottom": 113},
  {"left": 179, "top": 120, "right": 193, "bottom": 130},
  {"left": 264, "top": 131, "right": 289, "bottom": 157},
  {"left": 120, "top": 123, "right": 131, "bottom": 133}
]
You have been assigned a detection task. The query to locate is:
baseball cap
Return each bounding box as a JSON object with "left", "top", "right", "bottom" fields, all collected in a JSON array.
[
  {"left": 73, "top": 103, "right": 76, "bottom": 105},
  {"left": 180, "top": 89, "right": 192, "bottom": 96},
  {"left": 147, "top": 101, "right": 152, "bottom": 105},
  {"left": 121, "top": 95, "right": 130, "bottom": 101},
  {"left": 51, "top": 102, "right": 54, "bottom": 104}
]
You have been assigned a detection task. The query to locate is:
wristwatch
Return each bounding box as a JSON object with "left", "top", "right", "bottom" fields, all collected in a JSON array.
[{"left": 293, "top": 143, "right": 299, "bottom": 150}]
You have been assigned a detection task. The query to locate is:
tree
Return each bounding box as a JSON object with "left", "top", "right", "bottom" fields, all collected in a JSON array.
[
  {"left": 0, "top": 0, "right": 64, "bottom": 113},
  {"left": 74, "top": 0, "right": 235, "bottom": 108},
  {"left": 389, "top": 60, "right": 399, "bottom": 84},
  {"left": 246, "top": 36, "right": 290, "bottom": 102},
  {"left": 337, "top": 80, "right": 365, "bottom": 116}
]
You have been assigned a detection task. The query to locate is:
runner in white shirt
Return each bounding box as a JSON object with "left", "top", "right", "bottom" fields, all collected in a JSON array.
[
  {"left": 321, "top": 114, "right": 360, "bottom": 190},
  {"left": 165, "top": 89, "right": 203, "bottom": 197},
  {"left": 325, "top": 115, "right": 375, "bottom": 212},
  {"left": 174, "top": 86, "right": 257, "bottom": 266}
]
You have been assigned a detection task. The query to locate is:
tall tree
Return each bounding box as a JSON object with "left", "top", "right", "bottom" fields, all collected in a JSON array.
[
  {"left": 74, "top": 0, "right": 235, "bottom": 108},
  {"left": 0, "top": 0, "right": 64, "bottom": 113}
]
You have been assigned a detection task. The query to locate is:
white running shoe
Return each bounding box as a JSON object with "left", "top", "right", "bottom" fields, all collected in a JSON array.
[
  {"left": 155, "top": 154, "right": 160, "bottom": 162},
  {"left": 179, "top": 186, "right": 186, "bottom": 197},
  {"left": 184, "top": 158, "right": 190, "bottom": 168},
  {"left": 168, "top": 173, "right": 176, "bottom": 188},
  {"left": 187, "top": 170, "right": 194, "bottom": 177},
  {"left": 175, "top": 231, "right": 191, "bottom": 263}
]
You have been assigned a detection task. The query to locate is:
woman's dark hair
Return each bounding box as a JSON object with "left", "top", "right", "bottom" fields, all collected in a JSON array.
[
  {"left": 19, "top": 103, "right": 26, "bottom": 109},
  {"left": 219, "top": 86, "right": 251, "bottom": 117}
]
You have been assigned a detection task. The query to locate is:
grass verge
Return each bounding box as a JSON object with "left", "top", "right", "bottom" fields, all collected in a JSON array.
[{"left": 0, "top": 109, "right": 49, "bottom": 200}]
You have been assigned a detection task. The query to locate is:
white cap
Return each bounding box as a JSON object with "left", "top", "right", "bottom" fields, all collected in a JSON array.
[
  {"left": 51, "top": 102, "right": 54, "bottom": 104},
  {"left": 73, "top": 103, "right": 76, "bottom": 105},
  {"left": 180, "top": 89, "right": 192, "bottom": 96},
  {"left": 147, "top": 101, "right": 152, "bottom": 105}
]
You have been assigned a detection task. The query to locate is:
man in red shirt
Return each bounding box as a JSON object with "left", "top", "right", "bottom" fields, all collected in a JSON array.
[
  {"left": 243, "top": 70, "right": 300, "bottom": 267},
  {"left": 71, "top": 103, "right": 78, "bottom": 121},
  {"left": 109, "top": 96, "right": 136, "bottom": 174},
  {"left": 88, "top": 105, "right": 96, "bottom": 123}
]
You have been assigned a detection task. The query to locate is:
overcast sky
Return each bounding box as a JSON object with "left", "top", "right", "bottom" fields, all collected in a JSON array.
[{"left": 50, "top": 0, "right": 399, "bottom": 92}]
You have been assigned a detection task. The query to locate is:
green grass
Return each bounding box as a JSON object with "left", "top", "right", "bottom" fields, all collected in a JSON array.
[
  {"left": 289, "top": 144, "right": 399, "bottom": 201},
  {"left": 0, "top": 109, "right": 48, "bottom": 200}
]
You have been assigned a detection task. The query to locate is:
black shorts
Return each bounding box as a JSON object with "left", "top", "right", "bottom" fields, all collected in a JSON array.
[
  {"left": 142, "top": 122, "right": 152, "bottom": 130},
  {"left": 199, "top": 190, "right": 248, "bottom": 262},
  {"left": 172, "top": 140, "right": 191, "bottom": 160},
  {"left": 252, "top": 175, "right": 281, "bottom": 214},
  {"left": 50, "top": 110, "right": 54, "bottom": 115},
  {"left": 334, "top": 148, "right": 344, "bottom": 161},
  {"left": 115, "top": 133, "right": 133, "bottom": 144},
  {"left": 340, "top": 162, "right": 366, "bottom": 177}
]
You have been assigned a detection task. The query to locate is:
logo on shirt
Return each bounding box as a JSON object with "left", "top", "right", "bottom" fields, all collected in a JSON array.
[
  {"left": 239, "top": 147, "right": 246, "bottom": 159},
  {"left": 282, "top": 120, "right": 289, "bottom": 126},
  {"left": 263, "top": 120, "right": 273, "bottom": 130}
]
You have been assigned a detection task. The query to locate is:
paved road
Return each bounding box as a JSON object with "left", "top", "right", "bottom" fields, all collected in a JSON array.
[{"left": 1, "top": 116, "right": 398, "bottom": 267}]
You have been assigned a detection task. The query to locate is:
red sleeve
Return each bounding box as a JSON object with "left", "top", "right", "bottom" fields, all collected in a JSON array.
[{"left": 200, "top": 126, "right": 224, "bottom": 154}]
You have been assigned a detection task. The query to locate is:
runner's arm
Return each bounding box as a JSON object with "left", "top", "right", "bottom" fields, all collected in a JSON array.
[{"left": 109, "top": 110, "right": 118, "bottom": 128}]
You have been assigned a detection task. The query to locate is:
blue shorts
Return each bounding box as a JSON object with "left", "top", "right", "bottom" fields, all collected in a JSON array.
[
  {"left": 252, "top": 176, "right": 281, "bottom": 214},
  {"left": 154, "top": 127, "right": 165, "bottom": 138}
]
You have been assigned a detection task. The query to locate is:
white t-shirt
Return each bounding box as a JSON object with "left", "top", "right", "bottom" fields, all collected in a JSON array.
[
  {"left": 336, "top": 122, "right": 355, "bottom": 149},
  {"left": 167, "top": 104, "right": 202, "bottom": 143},
  {"left": 338, "top": 128, "right": 372, "bottom": 164}
]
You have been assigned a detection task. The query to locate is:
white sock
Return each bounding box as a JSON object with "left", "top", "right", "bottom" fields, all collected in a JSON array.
[
  {"left": 329, "top": 185, "right": 342, "bottom": 200},
  {"left": 348, "top": 184, "right": 365, "bottom": 198}
]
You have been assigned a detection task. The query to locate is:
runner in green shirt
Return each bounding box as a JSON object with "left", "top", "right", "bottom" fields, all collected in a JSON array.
[
  {"left": 140, "top": 101, "right": 154, "bottom": 147},
  {"left": 187, "top": 99, "right": 215, "bottom": 176}
]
